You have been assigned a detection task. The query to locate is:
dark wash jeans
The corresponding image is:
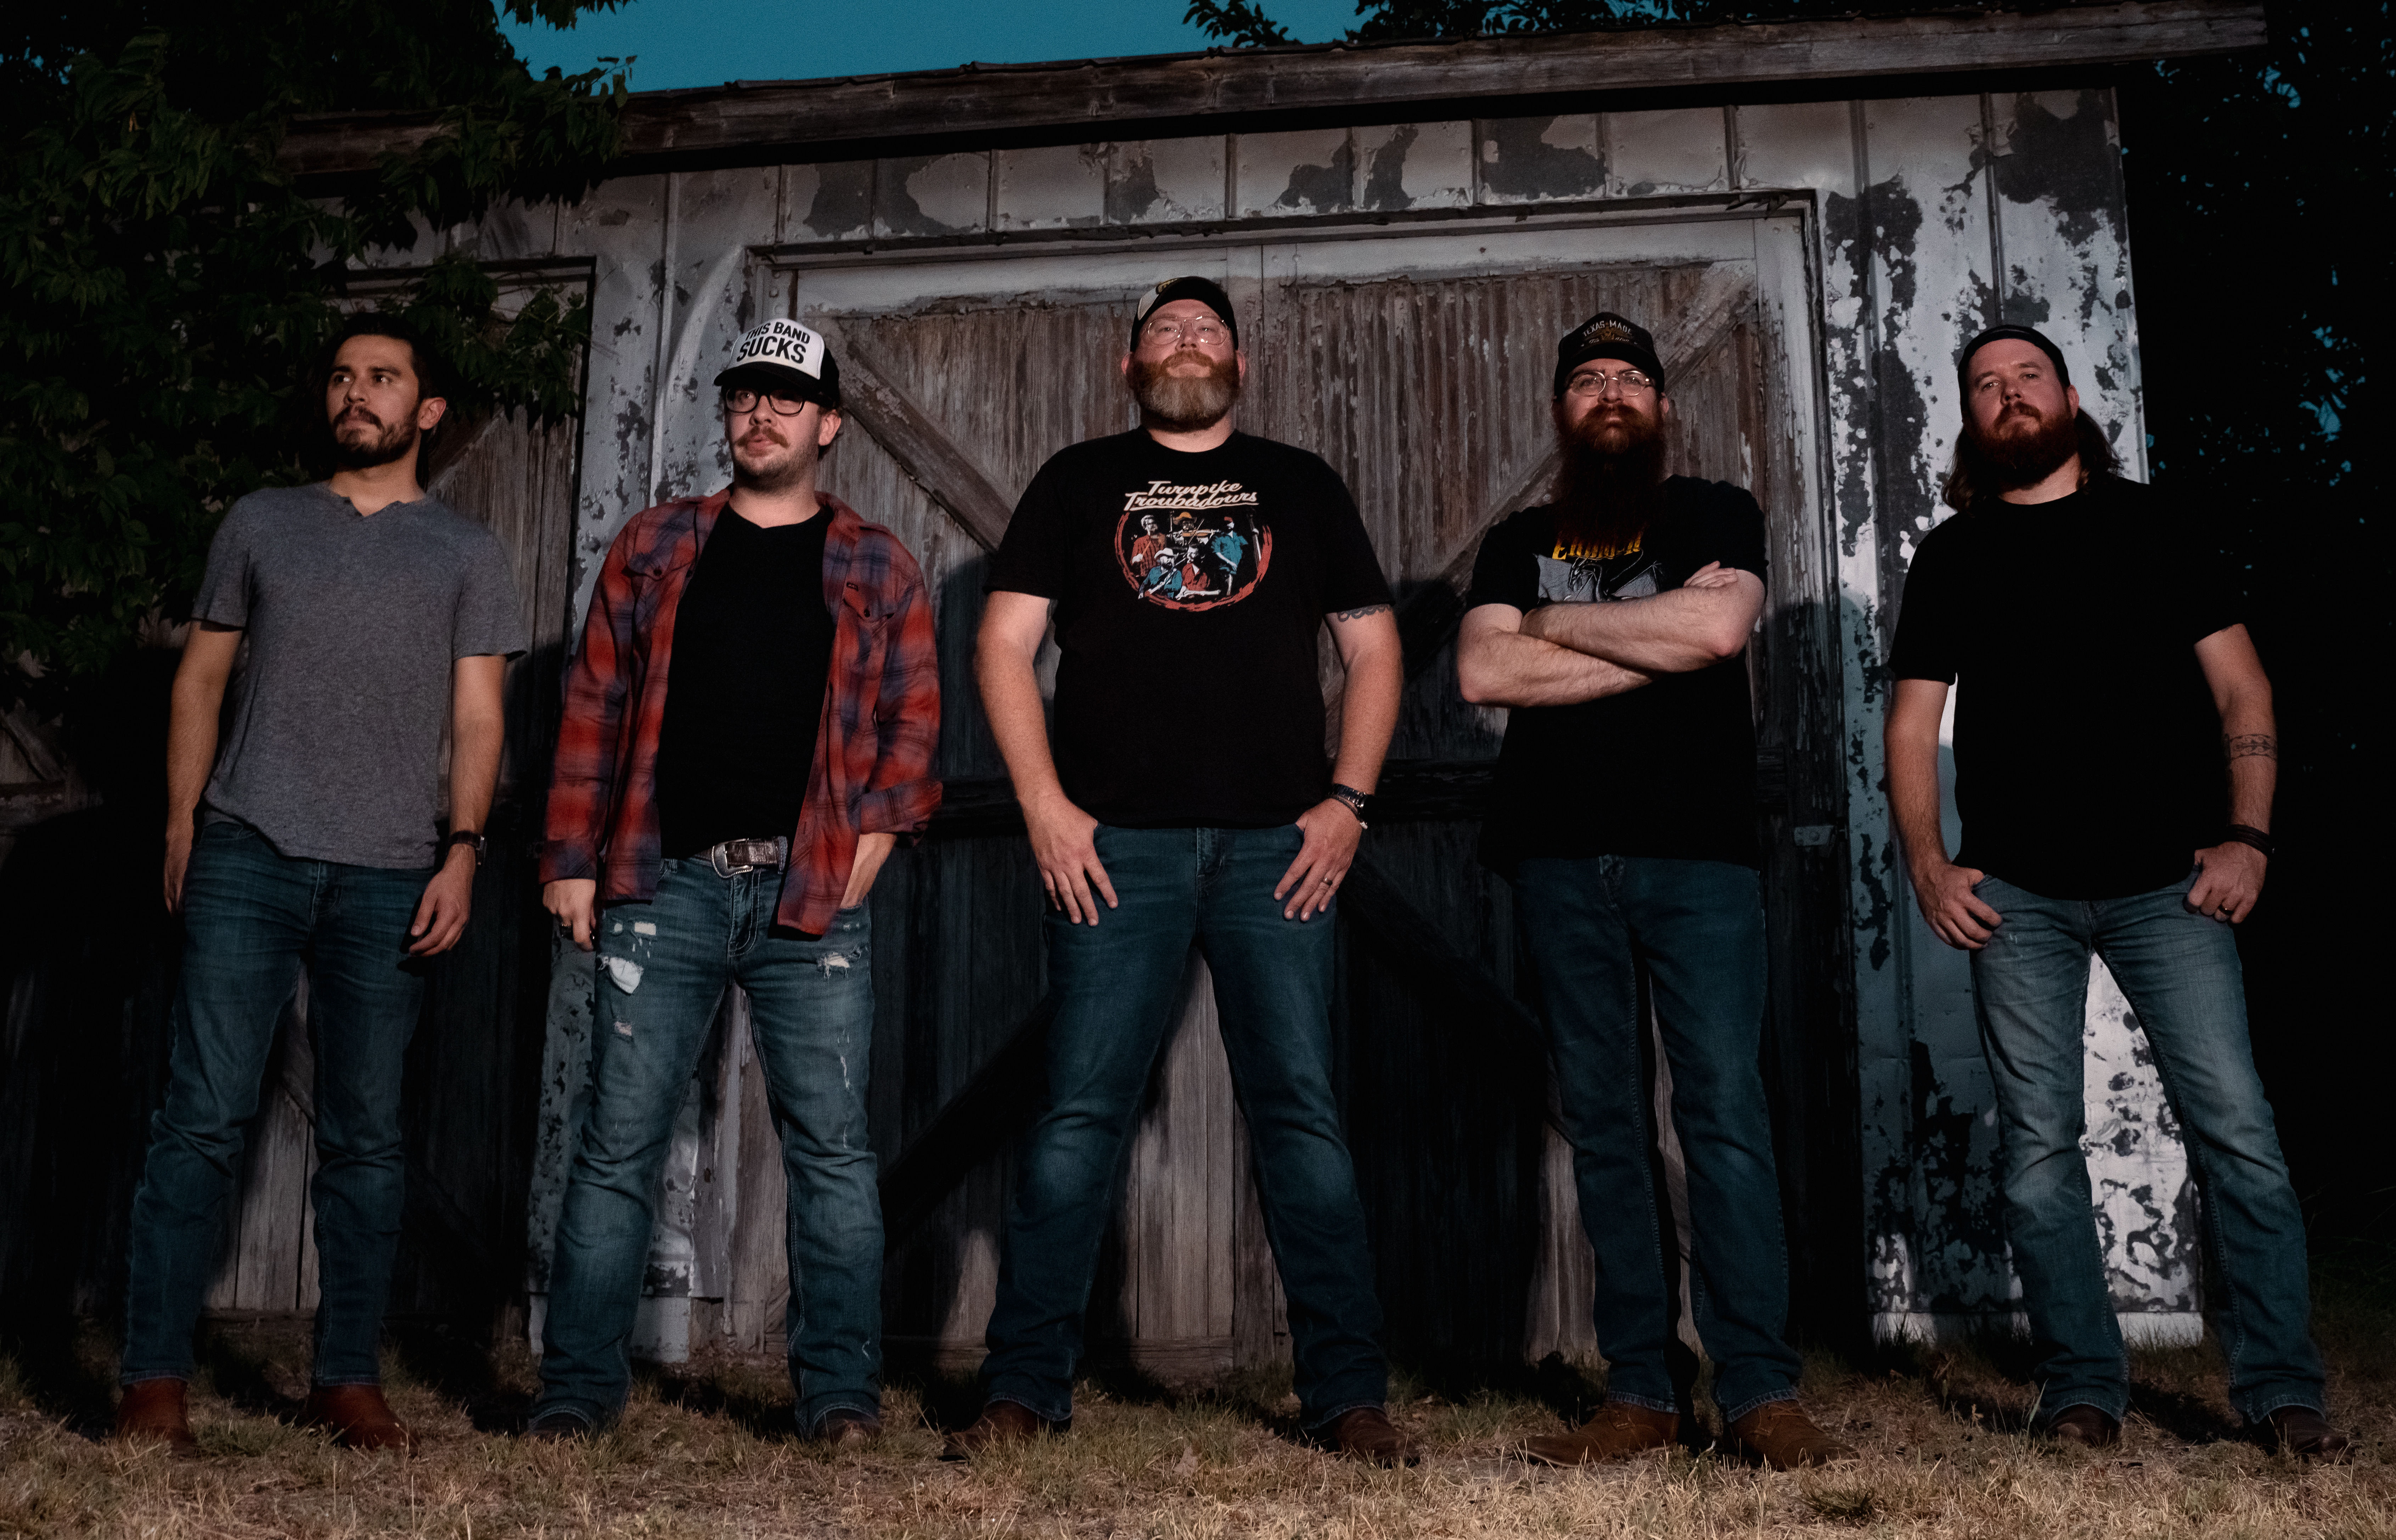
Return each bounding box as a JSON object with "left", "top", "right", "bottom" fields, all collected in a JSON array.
[
  {"left": 980, "top": 824, "right": 1389, "bottom": 1430},
  {"left": 1970, "top": 869, "right": 2325, "bottom": 1426},
  {"left": 1514, "top": 855, "right": 1804, "bottom": 1421},
  {"left": 534, "top": 858, "right": 881, "bottom": 1435},
  {"left": 123, "top": 820, "right": 429, "bottom": 1387}
]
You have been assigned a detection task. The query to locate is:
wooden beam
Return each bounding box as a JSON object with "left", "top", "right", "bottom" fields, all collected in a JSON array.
[
  {"left": 810, "top": 317, "right": 1016, "bottom": 552},
  {"left": 280, "top": 3, "right": 2265, "bottom": 181},
  {"left": 1396, "top": 271, "right": 1754, "bottom": 678}
]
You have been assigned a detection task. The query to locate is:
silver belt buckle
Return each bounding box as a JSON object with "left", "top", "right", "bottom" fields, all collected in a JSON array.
[{"left": 708, "top": 837, "right": 784, "bottom": 877}]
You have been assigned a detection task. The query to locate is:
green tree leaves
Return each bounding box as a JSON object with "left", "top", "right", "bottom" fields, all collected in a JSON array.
[{"left": 0, "top": 0, "right": 625, "bottom": 701}]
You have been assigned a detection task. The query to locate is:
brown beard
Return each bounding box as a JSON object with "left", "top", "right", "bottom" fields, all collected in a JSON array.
[
  {"left": 329, "top": 407, "right": 420, "bottom": 471},
  {"left": 1128, "top": 349, "right": 1241, "bottom": 432},
  {"left": 731, "top": 419, "right": 817, "bottom": 493},
  {"left": 1549, "top": 400, "right": 1668, "bottom": 558},
  {"left": 1968, "top": 399, "right": 2081, "bottom": 488}
]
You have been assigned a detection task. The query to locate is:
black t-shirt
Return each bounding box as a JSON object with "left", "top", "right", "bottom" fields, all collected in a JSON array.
[
  {"left": 655, "top": 505, "right": 836, "bottom": 857},
  {"left": 1886, "top": 475, "right": 2239, "bottom": 900},
  {"left": 985, "top": 429, "right": 1393, "bottom": 828},
  {"left": 1464, "top": 477, "right": 1767, "bottom": 872}
]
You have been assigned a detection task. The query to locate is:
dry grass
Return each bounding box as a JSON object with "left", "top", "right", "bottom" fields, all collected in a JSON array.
[{"left": 4, "top": 1270, "right": 2389, "bottom": 1539}]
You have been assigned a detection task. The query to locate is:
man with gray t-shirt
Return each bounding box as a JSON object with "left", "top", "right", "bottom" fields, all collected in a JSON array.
[{"left": 115, "top": 315, "right": 525, "bottom": 1457}]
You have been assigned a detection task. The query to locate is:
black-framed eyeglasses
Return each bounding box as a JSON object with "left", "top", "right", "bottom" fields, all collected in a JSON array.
[
  {"left": 722, "top": 387, "right": 813, "bottom": 417},
  {"left": 1564, "top": 368, "right": 1657, "bottom": 398}
]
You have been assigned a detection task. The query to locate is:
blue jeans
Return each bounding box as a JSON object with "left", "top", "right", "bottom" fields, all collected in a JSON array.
[
  {"left": 123, "top": 820, "right": 429, "bottom": 1387},
  {"left": 981, "top": 824, "right": 1388, "bottom": 1429},
  {"left": 1514, "top": 855, "right": 1803, "bottom": 1421},
  {"left": 1970, "top": 870, "right": 2324, "bottom": 1426},
  {"left": 534, "top": 858, "right": 881, "bottom": 1434}
]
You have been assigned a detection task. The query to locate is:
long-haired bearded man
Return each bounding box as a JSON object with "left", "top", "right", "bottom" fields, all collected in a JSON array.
[
  {"left": 1884, "top": 325, "right": 2346, "bottom": 1460},
  {"left": 1456, "top": 311, "right": 1851, "bottom": 1470}
]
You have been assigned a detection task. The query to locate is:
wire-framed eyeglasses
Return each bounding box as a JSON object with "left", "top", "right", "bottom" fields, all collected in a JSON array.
[
  {"left": 1139, "top": 316, "right": 1232, "bottom": 349},
  {"left": 722, "top": 387, "right": 815, "bottom": 417},
  {"left": 1564, "top": 368, "right": 1658, "bottom": 398}
]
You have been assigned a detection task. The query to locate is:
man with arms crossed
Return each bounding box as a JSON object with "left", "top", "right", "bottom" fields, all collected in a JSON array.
[
  {"left": 1885, "top": 324, "right": 2346, "bottom": 1458},
  {"left": 530, "top": 320, "right": 940, "bottom": 1445},
  {"left": 953, "top": 277, "right": 1411, "bottom": 1464},
  {"left": 119, "top": 315, "right": 524, "bottom": 1455},
  {"left": 1458, "top": 312, "right": 1849, "bottom": 1469}
]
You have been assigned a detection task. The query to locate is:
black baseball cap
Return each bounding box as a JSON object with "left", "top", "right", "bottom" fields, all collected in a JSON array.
[
  {"left": 1133, "top": 276, "right": 1239, "bottom": 350},
  {"left": 715, "top": 319, "right": 842, "bottom": 408},
  {"left": 1957, "top": 324, "right": 2069, "bottom": 391},
  {"left": 1554, "top": 311, "right": 1664, "bottom": 398}
]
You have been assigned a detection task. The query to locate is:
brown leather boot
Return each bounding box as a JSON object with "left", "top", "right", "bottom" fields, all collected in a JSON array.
[
  {"left": 1725, "top": 1400, "right": 1856, "bottom": 1468},
  {"left": 2044, "top": 1404, "right": 2121, "bottom": 1450},
  {"left": 1325, "top": 1406, "right": 1418, "bottom": 1466},
  {"left": 114, "top": 1378, "right": 199, "bottom": 1458},
  {"left": 815, "top": 1409, "right": 883, "bottom": 1448},
  {"left": 1522, "top": 1401, "right": 1679, "bottom": 1465},
  {"left": 2262, "top": 1406, "right": 2352, "bottom": 1462},
  {"left": 941, "top": 1399, "right": 1044, "bottom": 1459},
  {"left": 301, "top": 1384, "right": 415, "bottom": 1452}
]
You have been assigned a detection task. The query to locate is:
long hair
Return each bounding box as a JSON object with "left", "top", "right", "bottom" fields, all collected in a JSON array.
[{"left": 1941, "top": 408, "right": 2122, "bottom": 513}]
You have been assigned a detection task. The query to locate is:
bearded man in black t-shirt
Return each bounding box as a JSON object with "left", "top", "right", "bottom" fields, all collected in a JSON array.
[
  {"left": 954, "top": 277, "right": 1412, "bottom": 1466},
  {"left": 1457, "top": 312, "right": 1850, "bottom": 1470},
  {"left": 1885, "top": 325, "right": 2345, "bottom": 1460}
]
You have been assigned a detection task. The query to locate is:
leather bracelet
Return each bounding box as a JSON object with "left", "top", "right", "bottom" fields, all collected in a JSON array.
[
  {"left": 2221, "top": 824, "right": 2274, "bottom": 861},
  {"left": 1328, "top": 783, "right": 1372, "bottom": 828}
]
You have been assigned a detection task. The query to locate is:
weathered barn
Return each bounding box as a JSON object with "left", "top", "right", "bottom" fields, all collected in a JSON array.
[{"left": 0, "top": 0, "right": 2265, "bottom": 1383}]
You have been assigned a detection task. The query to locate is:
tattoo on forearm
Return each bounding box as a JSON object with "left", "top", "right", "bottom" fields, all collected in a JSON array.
[
  {"left": 1330, "top": 604, "right": 1392, "bottom": 622},
  {"left": 2223, "top": 734, "right": 2278, "bottom": 762}
]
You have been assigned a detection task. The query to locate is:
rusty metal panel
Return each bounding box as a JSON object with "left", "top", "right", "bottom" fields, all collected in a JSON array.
[
  {"left": 1355, "top": 122, "right": 1474, "bottom": 214},
  {"left": 647, "top": 169, "right": 780, "bottom": 513},
  {"left": 785, "top": 160, "right": 873, "bottom": 242},
  {"left": 1989, "top": 90, "right": 2146, "bottom": 477},
  {"left": 1606, "top": 107, "right": 1729, "bottom": 196},
  {"left": 557, "top": 172, "right": 669, "bottom": 623},
  {"left": 1106, "top": 137, "right": 1225, "bottom": 225},
  {"left": 996, "top": 145, "right": 1106, "bottom": 231},
  {"left": 876, "top": 152, "right": 990, "bottom": 239},
  {"left": 1235, "top": 128, "right": 1355, "bottom": 218},
  {"left": 1475, "top": 114, "right": 1604, "bottom": 205}
]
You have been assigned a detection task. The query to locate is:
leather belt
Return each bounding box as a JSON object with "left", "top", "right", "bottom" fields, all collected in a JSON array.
[{"left": 704, "top": 836, "right": 789, "bottom": 877}]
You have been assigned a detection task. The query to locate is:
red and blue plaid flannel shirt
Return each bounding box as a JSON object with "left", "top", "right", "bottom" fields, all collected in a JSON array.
[{"left": 540, "top": 489, "right": 941, "bottom": 935}]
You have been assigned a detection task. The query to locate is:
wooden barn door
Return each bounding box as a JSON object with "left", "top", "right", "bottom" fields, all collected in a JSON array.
[{"left": 773, "top": 208, "right": 1847, "bottom": 1377}]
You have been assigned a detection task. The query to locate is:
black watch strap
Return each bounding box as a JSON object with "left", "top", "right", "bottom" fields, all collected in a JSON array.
[
  {"left": 443, "top": 829, "right": 487, "bottom": 866},
  {"left": 1329, "top": 783, "right": 1372, "bottom": 827},
  {"left": 2221, "top": 824, "right": 2274, "bottom": 861}
]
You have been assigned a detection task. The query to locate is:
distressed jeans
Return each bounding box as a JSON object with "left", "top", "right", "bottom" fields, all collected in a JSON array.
[
  {"left": 980, "top": 824, "right": 1389, "bottom": 1430},
  {"left": 1514, "top": 855, "right": 1804, "bottom": 1422},
  {"left": 1970, "top": 870, "right": 2325, "bottom": 1427},
  {"left": 122, "top": 819, "right": 429, "bottom": 1387},
  {"left": 534, "top": 857, "right": 881, "bottom": 1434}
]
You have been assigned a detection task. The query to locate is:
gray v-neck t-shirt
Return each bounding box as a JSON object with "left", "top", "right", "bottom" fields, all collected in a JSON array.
[{"left": 193, "top": 483, "right": 527, "bottom": 869}]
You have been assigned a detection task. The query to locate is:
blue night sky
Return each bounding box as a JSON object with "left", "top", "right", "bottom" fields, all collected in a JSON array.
[{"left": 500, "top": 0, "right": 1361, "bottom": 90}]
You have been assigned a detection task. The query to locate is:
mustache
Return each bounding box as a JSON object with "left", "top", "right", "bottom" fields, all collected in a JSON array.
[{"left": 334, "top": 406, "right": 382, "bottom": 428}]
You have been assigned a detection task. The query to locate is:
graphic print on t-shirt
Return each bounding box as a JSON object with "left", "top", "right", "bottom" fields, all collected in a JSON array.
[
  {"left": 1114, "top": 479, "right": 1271, "bottom": 611},
  {"left": 1535, "top": 532, "right": 1659, "bottom": 605}
]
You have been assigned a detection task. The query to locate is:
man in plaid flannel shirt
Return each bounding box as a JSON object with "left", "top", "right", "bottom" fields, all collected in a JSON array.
[{"left": 527, "top": 319, "right": 940, "bottom": 1445}]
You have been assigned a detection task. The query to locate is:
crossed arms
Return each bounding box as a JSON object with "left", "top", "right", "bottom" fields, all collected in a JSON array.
[{"left": 1455, "top": 562, "right": 1766, "bottom": 708}]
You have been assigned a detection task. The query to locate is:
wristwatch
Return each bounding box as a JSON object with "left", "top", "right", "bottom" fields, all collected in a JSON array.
[
  {"left": 1328, "top": 783, "right": 1373, "bottom": 828},
  {"left": 441, "top": 829, "right": 487, "bottom": 867}
]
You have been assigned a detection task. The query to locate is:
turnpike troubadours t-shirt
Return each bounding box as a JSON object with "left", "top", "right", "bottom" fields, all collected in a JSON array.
[
  {"left": 1464, "top": 476, "right": 1768, "bottom": 873},
  {"left": 986, "top": 429, "right": 1393, "bottom": 828},
  {"left": 1886, "top": 474, "right": 2241, "bottom": 900}
]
